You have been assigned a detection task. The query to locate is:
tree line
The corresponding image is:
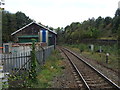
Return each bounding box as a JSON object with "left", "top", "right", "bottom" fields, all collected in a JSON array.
[
  {"left": 2, "top": 11, "right": 33, "bottom": 42},
  {"left": 2, "top": 8, "right": 120, "bottom": 44},
  {"left": 56, "top": 8, "right": 120, "bottom": 44}
]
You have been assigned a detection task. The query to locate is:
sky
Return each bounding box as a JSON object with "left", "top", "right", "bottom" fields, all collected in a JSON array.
[{"left": 5, "top": 0, "right": 120, "bottom": 28}]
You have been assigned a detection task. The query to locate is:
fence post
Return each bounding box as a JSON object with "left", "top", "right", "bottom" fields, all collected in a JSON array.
[
  {"left": 43, "top": 48, "right": 45, "bottom": 64},
  {"left": 39, "top": 45, "right": 45, "bottom": 65}
]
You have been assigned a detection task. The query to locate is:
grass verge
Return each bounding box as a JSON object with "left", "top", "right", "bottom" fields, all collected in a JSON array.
[
  {"left": 65, "top": 44, "right": 119, "bottom": 70},
  {"left": 31, "top": 49, "right": 64, "bottom": 88}
]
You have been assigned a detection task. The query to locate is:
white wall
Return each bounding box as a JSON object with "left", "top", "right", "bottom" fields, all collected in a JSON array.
[{"left": 11, "top": 46, "right": 32, "bottom": 54}]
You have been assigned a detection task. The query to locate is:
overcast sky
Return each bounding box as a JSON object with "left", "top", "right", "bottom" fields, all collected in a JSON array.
[{"left": 5, "top": 0, "right": 120, "bottom": 28}]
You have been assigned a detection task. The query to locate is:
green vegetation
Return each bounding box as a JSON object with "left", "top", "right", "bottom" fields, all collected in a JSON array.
[
  {"left": 0, "top": 66, "right": 2, "bottom": 69},
  {"left": 55, "top": 9, "right": 120, "bottom": 71},
  {"left": 2, "top": 11, "right": 33, "bottom": 42},
  {"left": 7, "top": 41, "right": 38, "bottom": 88},
  {"left": 2, "top": 8, "right": 120, "bottom": 44},
  {"left": 65, "top": 44, "right": 119, "bottom": 69},
  {"left": 56, "top": 8, "right": 120, "bottom": 44},
  {"left": 29, "top": 39, "right": 37, "bottom": 83},
  {"left": 2, "top": 10, "right": 54, "bottom": 43},
  {"left": 31, "top": 50, "right": 64, "bottom": 88},
  {"left": 7, "top": 48, "right": 63, "bottom": 88}
]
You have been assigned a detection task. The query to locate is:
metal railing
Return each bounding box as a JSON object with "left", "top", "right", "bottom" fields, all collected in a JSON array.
[
  {"left": 2, "top": 52, "right": 31, "bottom": 73},
  {"left": 1, "top": 45, "right": 54, "bottom": 73},
  {"left": 0, "top": 45, "right": 54, "bottom": 88},
  {"left": 35, "top": 45, "right": 54, "bottom": 65}
]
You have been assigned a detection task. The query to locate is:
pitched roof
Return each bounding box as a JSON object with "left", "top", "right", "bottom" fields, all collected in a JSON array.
[{"left": 11, "top": 22, "right": 57, "bottom": 35}]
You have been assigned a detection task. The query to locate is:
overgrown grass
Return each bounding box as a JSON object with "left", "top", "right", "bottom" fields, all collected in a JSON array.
[
  {"left": 99, "top": 37, "right": 117, "bottom": 40},
  {"left": 31, "top": 50, "right": 64, "bottom": 88},
  {"left": 65, "top": 43, "right": 118, "bottom": 55},
  {"left": 64, "top": 44, "right": 119, "bottom": 70}
]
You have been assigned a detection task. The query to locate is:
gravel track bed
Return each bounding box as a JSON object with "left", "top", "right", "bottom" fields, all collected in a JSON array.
[
  {"left": 66, "top": 47, "right": 119, "bottom": 87},
  {"left": 51, "top": 49, "right": 78, "bottom": 88},
  {"left": 64, "top": 50, "right": 114, "bottom": 89},
  {"left": 51, "top": 47, "right": 119, "bottom": 89}
]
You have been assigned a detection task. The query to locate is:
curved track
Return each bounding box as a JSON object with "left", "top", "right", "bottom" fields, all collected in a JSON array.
[{"left": 60, "top": 47, "right": 120, "bottom": 90}]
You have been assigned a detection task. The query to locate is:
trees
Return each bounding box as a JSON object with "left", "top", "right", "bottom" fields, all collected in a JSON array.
[
  {"left": 2, "top": 8, "right": 120, "bottom": 44},
  {"left": 16, "top": 11, "right": 32, "bottom": 29},
  {"left": 55, "top": 27, "right": 64, "bottom": 44},
  {"left": 104, "top": 17, "right": 112, "bottom": 26},
  {"left": 2, "top": 10, "right": 33, "bottom": 42},
  {"left": 112, "top": 8, "right": 120, "bottom": 33},
  {"left": 115, "top": 8, "right": 120, "bottom": 17},
  {"left": 59, "top": 8, "right": 119, "bottom": 44},
  {"left": 2, "top": 11, "right": 13, "bottom": 42},
  {"left": 95, "top": 16, "right": 104, "bottom": 30}
]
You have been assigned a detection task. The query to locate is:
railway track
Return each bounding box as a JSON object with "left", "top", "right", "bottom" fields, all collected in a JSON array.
[{"left": 60, "top": 47, "right": 120, "bottom": 90}]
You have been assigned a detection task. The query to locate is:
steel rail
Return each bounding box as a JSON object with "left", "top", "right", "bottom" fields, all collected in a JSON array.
[
  {"left": 61, "top": 48, "right": 90, "bottom": 90},
  {"left": 64, "top": 47, "right": 120, "bottom": 89}
]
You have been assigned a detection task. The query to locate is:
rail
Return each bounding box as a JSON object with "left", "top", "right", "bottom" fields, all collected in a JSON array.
[
  {"left": 61, "top": 48, "right": 90, "bottom": 89},
  {"left": 60, "top": 47, "right": 120, "bottom": 89}
]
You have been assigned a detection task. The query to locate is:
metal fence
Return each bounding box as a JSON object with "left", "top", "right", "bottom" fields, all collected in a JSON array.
[
  {"left": 2, "top": 52, "right": 31, "bottom": 73},
  {"left": 1, "top": 45, "right": 54, "bottom": 73},
  {"left": 35, "top": 45, "right": 54, "bottom": 65}
]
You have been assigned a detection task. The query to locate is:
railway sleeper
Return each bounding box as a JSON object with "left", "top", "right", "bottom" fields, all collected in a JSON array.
[
  {"left": 90, "top": 86, "right": 113, "bottom": 90},
  {"left": 81, "top": 72, "right": 98, "bottom": 76},
  {"left": 78, "top": 83, "right": 83, "bottom": 87},
  {"left": 86, "top": 80, "right": 105, "bottom": 83},
  {"left": 80, "top": 72, "right": 96, "bottom": 76},
  {"left": 86, "top": 80, "right": 109, "bottom": 85},
  {"left": 76, "top": 80, "right": 82, "bottom": 84},
  {"left": 89, "top": 83, "right": 113, "bottom": 88},
  {"left": 83, "top": 76, "right": 103, "bottom": 80},
  {"left": 83, "top": 76, "right": 109, "bottom": 84}
]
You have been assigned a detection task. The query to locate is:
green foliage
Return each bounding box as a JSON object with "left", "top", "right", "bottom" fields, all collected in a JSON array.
[
  {"left": 15, "top": 11, "right": 32, "bottom": 29},
  {"left": 79, "top": 44, "right": 86, "bottom": 52},
  {"left": 32, "top": 50, "right": 63, "bottom": 88},
  {"left": 2, "top": 10, "right": 33, "bottom": 42},
  {"left": 104, "top": 17, "right": 112, "bottom": 26},
  {"left": 115, "top": 8, "right": 120, "bottom": 17},
  {"left": 91, "top": 28, "right": 100, "bottom": 39},
  {"left": 7, "top": 41, "right": 38, "bottom": 88},
  {"left": 66, "top": 43, "right": 118, "bottom": 55},
  {"left": 112, "top": 16, "right": 120, "bottom": 33},
  {"left": 29, "top": 40, "right": 37, "bottom": 83},
  {"left": 7, "top": 71, "right": 31, "bottom": 88},
  {"left": 58, "top": 9, "right": 119, "bottom": 44},
  {"left": 66, "top": 44, "right": 119, "bottom": 69},
  {"left": 117, "top": 25, "right": 120, "bottom": 56}
]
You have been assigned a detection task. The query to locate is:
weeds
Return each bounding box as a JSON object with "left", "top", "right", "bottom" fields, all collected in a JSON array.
[
  {"left": 65, "top": 43, "right": 119, "bottom": 70},
  {"left": 31, "top": 50, "right": 63, "bottom": 88}
]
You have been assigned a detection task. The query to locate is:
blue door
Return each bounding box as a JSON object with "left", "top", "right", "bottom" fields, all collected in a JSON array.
[{"left": 42, "top": 30, "right": 46, "bottom": 42}]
